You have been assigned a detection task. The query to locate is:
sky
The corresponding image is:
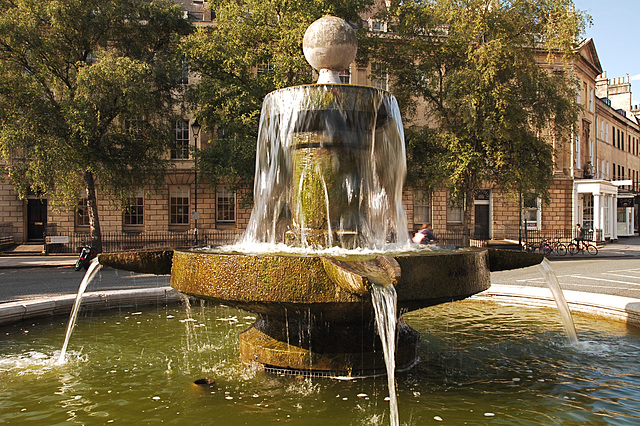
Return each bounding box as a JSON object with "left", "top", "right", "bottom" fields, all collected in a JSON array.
[{"left": 573, "top": 0, "right": 640, "bottom": 106}]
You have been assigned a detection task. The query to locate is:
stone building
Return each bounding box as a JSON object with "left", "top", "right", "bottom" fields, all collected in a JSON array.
[{"left": 2, "top": 1, "right": 639, "bottom": 248}]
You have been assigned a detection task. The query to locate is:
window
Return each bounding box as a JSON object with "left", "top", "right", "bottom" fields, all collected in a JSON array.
[
  {"left": 172, "top": 120, "right": 190, "bottom": 159},
  {"left": 413, "top": 190, "right": 431, "bottom": 225},
  {"left": 257, "top": 62, "right": 274, "bottom": 75},
  {"left": 575, "top": 134, "right": 581, "bottom": 169},
  {"left": 123, "top": 195, "right": 144, "bottom": 226},
  {"left": 370, "top": 19, "right": 387, "bottom": 32},
  {"left": 583, "top": 194, "right": 594, "bottom": 231},
  {"left": 216, "top": 186, "right": 236, "bottom": 223},
  {"left": 178, "top": 58, "right": 189, "bottom": 85},
  {"left": 523, "top": 193, "right": 540, "bottom": 230},
  {"left": 576, "top": 80, "right": 581, "bottom": 104},
  {"left": 589, "top": 88, "right": 594, "bottom": 112},
  {"left": 371, "top": 63, "right": 388, "bottom": 90},
  {"left": 76, "top": 197, "right": 90, "bottom": 227},
  {"left": 447, "top": 192, "right": 463, "bottom": 224},
  {"left": 170, "top": 186, "right": 190, "bottom": 225},
  {"left": 599, "top": 119, "right": 604, "bottom": 140},
  {"left": 339, "top": 67, "right": 351, "bottom": 84}
]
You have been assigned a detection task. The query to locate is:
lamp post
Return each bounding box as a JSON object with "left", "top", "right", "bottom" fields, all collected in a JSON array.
[{"left": 191, "top": 118, "right": 201, "bottom": 246}]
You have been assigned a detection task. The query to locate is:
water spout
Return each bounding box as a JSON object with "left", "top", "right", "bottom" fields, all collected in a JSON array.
[
  {"left": 537, "top": 259, "right": 578, "bottom": 344},
  {"left": 57, "top": 257, "right": 103, "bottom": 364}
]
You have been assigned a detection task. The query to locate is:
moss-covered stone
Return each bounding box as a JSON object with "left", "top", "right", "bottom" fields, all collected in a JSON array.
[
  {"left": 487, "top": 249, "right": 544, "bottom": 272},
  {"left": 98, "top": 250, "right": 173, "bottom": 275}
]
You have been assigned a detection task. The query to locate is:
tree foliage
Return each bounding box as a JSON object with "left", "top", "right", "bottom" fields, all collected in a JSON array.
[
  {"left": 374, "top": 0, "right": 587, "bottom": 241},
  {"left": 0, "top": 0, "right": 192, "bottom": 250},
  {"left": 181, "top": 0, "right": 374, "bottom": 194}
]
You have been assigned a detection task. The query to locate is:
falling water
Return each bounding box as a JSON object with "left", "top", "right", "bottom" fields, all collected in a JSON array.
[
  {"left": 56, "top": 257, "right": 103, "bottom": 364},
  {"left": 242, "top": 85, "right": 409, "bottom": 249},
  {"left": 537, "top": 259, "right": 578, "bottom": 343},
  {"left": 371, "top": 284, "right": 399, "bottom": 426}
]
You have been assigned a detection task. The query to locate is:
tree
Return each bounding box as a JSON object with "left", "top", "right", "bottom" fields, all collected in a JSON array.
[
  {"left": 0, "top": 0, "right": 192, "bottom": 252},
  {"left": 373, "top": 0, "right": 587, "bottom": 245},
  {"left": 181, "top": 0, "right": 374, "bottom": 195}
]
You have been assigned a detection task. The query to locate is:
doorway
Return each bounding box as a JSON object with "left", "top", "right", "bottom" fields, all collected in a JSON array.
[
  {"left": 474, "top": 190, "right": 490, "bottom": 240},
  {"left": 27, "top": 199, "right": 47, "bottom": 241}
]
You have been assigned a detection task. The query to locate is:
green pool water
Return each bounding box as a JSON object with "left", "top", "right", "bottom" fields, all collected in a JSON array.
[{"left": 1, "top": 299, "right": 639, "bottom": 424}]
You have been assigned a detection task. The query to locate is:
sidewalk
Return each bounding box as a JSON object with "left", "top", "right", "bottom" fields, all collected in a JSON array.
[{"left": 1, "top": 237, "right": 640, "bottom": 269}]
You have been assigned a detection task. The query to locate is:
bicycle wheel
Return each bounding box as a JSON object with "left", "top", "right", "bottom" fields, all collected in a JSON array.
[
  {"left": 555, "top": 243, "right": 567, "bottom": 256},
  {"left": 567, "top": 242, "right": 578, "bottom": 255},
  {"left": 587, "top": 244, "right": 598, "bottom": 255},
  {"left": 541, "top": 243, "right": 552, "bottom": 256}
]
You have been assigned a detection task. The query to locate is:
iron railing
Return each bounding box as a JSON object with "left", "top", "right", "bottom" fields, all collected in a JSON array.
[
  {"left": 0, "top": 222, "right": 13, "bottom": 244},
  {"left": 502, "top": 228, "right": 602, "bottom": 250},
  {"left": 45, "top": 230, "right": 244, "bottom": 254}
]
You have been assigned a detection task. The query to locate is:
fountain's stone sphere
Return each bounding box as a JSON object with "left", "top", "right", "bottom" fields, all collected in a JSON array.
[{"left": 303, "top": 16, "right": 357, "bottom": 72}]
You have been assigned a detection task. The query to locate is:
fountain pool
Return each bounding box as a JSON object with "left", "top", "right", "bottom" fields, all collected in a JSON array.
[{"left": 1, "top": 298, "right": 639, "bottom": 424}]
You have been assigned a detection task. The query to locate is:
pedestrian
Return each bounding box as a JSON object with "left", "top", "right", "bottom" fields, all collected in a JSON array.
[{"left": 413, "top": 223, "right": 437, "bottom": 244}]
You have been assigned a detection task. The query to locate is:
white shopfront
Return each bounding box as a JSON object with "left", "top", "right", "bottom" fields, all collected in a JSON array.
[{"left": 573, "top": 179, "right": 618, "bottom": 241}]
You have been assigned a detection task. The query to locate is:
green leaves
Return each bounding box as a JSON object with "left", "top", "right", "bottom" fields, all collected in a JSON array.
[
  {"left": 378, "top": 0, "right": 584, "bottom": 225},
  {"left": 183, "top": 0, "right": 373, "bottom": 191},
  {"left": 0, "top": 0, "right": 190, "bottom": 248}
]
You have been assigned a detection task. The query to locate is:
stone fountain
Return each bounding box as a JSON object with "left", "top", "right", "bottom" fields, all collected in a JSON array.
[{"left": 100, "top": 16, "right": 542, "bottom": 377}]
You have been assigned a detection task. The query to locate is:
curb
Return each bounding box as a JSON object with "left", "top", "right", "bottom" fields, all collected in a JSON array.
[
  {"left": 474, "top": 284, "right": 640, "bottom": 328},
  {"left": 0, "top": 287, "right": 183, "bottom": 326}
]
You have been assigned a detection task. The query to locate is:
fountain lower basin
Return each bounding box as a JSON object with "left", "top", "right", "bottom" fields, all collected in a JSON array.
[
  {"left": 98, "top": 247, "right": 542, "bottom": 375},
  {"left": 170, "top": 248, "right": 487, "bottom": 375}
]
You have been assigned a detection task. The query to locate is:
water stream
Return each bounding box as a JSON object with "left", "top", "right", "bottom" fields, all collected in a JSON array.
[
  {"left": 371, "top": 284, "right": 399, "bottom": 426},
  {"left": 537, "top": 259, "right": 578, "bottom": 344},
  {"left": 56, "top": 257, "right": 103, "bottom": 365}
]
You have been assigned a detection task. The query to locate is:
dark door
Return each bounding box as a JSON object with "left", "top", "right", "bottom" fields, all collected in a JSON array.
[
  {"left": 474, "top": 204, "right": 490, "bottom": 240},
  {"left": 27, "top": 199, "right": 47, "bottom": 241}
]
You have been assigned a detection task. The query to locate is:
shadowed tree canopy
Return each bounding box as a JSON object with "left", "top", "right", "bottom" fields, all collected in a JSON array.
[
  {"left": 372, "top": 0, "right": 587, "bottom": 243},
  {"left": 181, "top": 0, "right": 374, "bottom": 194},
  {"left": 0, "top": 0, "right": 192, "bottom": 251}
]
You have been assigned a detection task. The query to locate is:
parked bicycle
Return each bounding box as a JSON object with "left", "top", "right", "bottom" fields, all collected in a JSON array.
[
  {"left": 540, "top": 237, "right": 567, "bottom": 257},
  {"left": 567, "top": 238, "right": 598, "bottom": 255}
]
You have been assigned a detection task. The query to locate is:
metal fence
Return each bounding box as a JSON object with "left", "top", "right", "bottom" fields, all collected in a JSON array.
[
  {"left": 0, "top": 223, "right": 13, "bottom": 244},
  {"left": 502, "top": 228, "right": 602, "bottom": 249},
  {"left": 43, "top": 226, "right": 604, "bottom": 254},
  {"left": 428, "top": 229, "right": 488, "bottom": 248},
  {"left": 45, "top": 230, "right": 244, "bottom": 254}
]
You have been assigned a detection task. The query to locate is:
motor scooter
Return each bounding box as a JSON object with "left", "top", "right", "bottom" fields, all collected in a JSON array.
[{"left": 74, "top": 243, "right": 97, "bottom": 271}]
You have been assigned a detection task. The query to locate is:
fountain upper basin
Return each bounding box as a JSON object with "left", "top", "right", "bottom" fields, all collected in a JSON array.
[{"left": 169, "top": 247, "right": 491, "bottom": 318}]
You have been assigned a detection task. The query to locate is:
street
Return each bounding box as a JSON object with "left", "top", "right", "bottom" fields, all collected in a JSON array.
[
  {"left": 491, "top": 258, "right": 640, "bottom": 299},
  {"left": 0, "top": 266, "right": 170, "bottom": 303}
]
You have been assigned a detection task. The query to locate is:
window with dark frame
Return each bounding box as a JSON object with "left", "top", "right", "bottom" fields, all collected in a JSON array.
[
  {"left": 413, "top": 190, "right": 431, "bottom": 225},
  {"left": 76, "top": 197, "right": 90, "bottom": 227},
  {"left": 123, "top": 196, "right": 144, "bottom": 226},
  {"left": 170, "top": 186, "right": 190, "bottom": 225},
  {"left": 216, "top": 186, "right": 236, "bottom": 223},
  {"left": 172, "top": 120, "right": 190, "bottom": 159}
]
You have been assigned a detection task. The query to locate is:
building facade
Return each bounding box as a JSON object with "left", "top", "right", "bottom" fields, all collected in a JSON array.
[{"left": 2, "top": 2, "right": 639, "bottom": 248}]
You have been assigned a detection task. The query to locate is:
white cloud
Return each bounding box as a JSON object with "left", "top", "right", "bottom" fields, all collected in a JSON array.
[{"left": 631, "top": 74, "right": 640, "bottom": 81}]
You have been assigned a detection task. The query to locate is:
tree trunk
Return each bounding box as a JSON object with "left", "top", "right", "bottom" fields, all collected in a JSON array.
[
  {"left": 462, "top": 187, "right": 475, "bottom": 247},
  {"left": 83, "top": 171, "right": 103, "bottom": 253}
]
